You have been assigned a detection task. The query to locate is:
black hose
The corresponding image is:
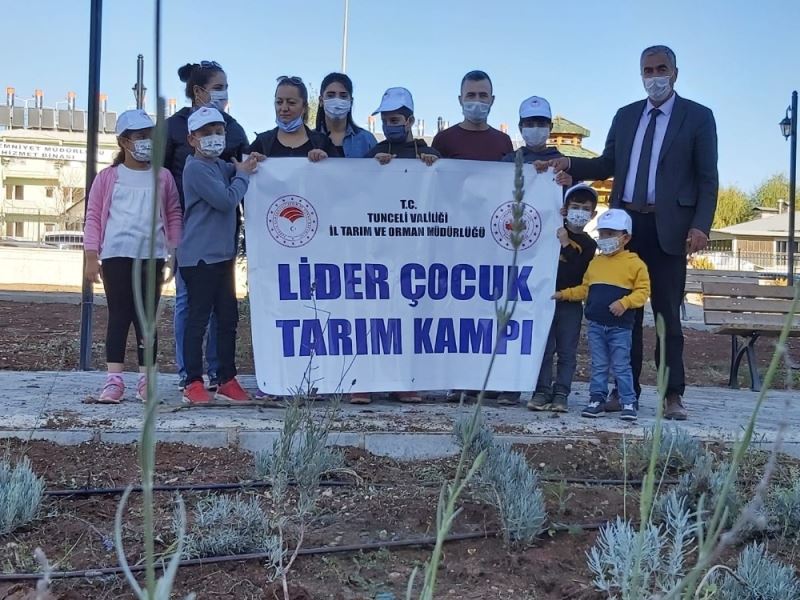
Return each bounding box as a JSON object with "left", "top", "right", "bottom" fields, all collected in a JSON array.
[{"left": 0, "top": 522, "right": 606, "bottom": 582}]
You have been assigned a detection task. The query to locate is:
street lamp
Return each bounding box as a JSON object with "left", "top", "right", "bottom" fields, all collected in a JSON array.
[
  {"left": 341, "top": 0, "right": 350, "bottom": 73},
  {"left": 779, "top": 91, "right": 797, "bottom": 285}
]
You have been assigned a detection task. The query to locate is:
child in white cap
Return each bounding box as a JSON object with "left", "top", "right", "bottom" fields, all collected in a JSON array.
[
  {"left": 178, "top": 106, "right": 264, "bottom": 405},
  {"left": 83, "top": 109, "right": 183, "bottom": 404},
  {"left": 554, "top": 209, "right": 650, "bottom": 421}
]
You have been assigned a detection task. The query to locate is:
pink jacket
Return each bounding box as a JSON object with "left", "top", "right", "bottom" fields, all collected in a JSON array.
[{"left": 83, "top": 165, "right": 182, "bottom": 253}]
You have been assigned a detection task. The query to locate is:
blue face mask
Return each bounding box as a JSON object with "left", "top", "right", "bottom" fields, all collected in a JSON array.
[
  {"left": 276, "top": 115, "right": 304, "bottom": 133},
  {"left": 383, "top": 123, "right": 408, "bottom": 143}
]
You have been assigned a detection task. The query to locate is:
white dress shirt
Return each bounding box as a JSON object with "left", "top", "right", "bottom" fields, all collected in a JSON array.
[{"left": 621, "top": 93, "right": 676, "bottom": 205}]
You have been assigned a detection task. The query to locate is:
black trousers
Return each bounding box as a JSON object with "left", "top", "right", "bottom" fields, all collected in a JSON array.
[
  {"left": 101, "top": 257, "right": 164, "bottom": 366},
  {"left": 180, "top": 259, "right": 238, "bottom": 385},
  {"left": 626, "top": 211, "right": 686, "bottom": 396}
]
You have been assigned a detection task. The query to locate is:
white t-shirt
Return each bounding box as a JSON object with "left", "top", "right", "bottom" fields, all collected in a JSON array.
[{"left": 100, "top": 165, "right": 167, "bottom": 260}]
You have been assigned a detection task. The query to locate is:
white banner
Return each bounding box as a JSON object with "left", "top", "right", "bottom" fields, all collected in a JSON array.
[
  {"left": 0, "top": 141, "right": 114, "bottom": 163},
  {"left": 245, "top": 158, "right": 562, "bottom": 395}
]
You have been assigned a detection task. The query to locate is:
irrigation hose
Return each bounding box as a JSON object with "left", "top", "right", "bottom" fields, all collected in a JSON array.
[{"left": 0, "top": 522, "right": 606, "bottom": 582}]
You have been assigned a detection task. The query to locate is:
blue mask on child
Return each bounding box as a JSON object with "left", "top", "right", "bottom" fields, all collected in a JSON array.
[
  {"left": 276, "top": 116, "right": 304, "bottom": 133},
  {"left": 383, "top": 123, "right": 408, "bottom": 143}
]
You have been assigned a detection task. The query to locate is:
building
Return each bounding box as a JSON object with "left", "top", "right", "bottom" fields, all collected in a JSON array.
[{"left": 709, "top": 210, "right": 800, "bottom": 272}]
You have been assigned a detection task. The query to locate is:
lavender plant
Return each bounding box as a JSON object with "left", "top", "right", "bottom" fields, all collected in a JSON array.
[
  {"left": 717, "top": 542, "right": 800, "bottom": 599},
  {"left": 0, "top": 457, "right": 44, "bottom": 535}
]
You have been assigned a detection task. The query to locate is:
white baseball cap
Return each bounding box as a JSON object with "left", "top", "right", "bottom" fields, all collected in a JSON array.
[
  {"left": 597, "top": 208, "right": 633, "bottom": 234},
  {"left": 372, "top": 87, "right": 414, "bottom": 115},
  {"left": 115, "top": 109, "right": 154, "bottom": 136},
  {"left": 187, "top": 106, "right": 225, "bottom": 133},
  {"left": 518, "top": 96, "right": 552, "bottom": 120},
  {"left": 564, "top": 183, "right": 598, "bottom": 204}
]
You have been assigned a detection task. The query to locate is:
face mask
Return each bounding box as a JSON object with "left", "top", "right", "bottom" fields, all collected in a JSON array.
[
  {"left": 207, "top": 90, "right": 228, "bottom": 112},
  {"left": 276, "top": 115, "right": 304, "bottom": 133},
  {"left": 461, "top": 101, "right": 491, "bottom": 123},
  {"left": 597, "top": 236, "right": 622, "bottom": 255},
  {"left": 324, "top": 98, "right": 352, "bottom": 120},
  {"left": 130, "top": 139, "right": 152, "bottom": 162},
  {"left": 383, "top": 123, "right": 408, "bottom": 143},
  {"left": 643, "top": 75, "right": 673, "bottom": 103},
  {"left": 566, "top": 208, "right": 592, "bottom": 228},
  {"left": 521, "top": 126, "right": 549, "bottom": 148},
  {"left": 198, "top": 134, "right": 225, "bottom": 158}
]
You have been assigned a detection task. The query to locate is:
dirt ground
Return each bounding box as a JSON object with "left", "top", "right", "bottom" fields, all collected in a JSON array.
[
  {"left": 0, "top": 438, "right": 798, "bottom": 600},
  {"left": 1, "top": 300, "right": 798, "bottom": 389}
]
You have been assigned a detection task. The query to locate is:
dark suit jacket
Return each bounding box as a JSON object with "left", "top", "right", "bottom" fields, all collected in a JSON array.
[{"left": 569, "top": 94, "right": 718, "bottom": 256}]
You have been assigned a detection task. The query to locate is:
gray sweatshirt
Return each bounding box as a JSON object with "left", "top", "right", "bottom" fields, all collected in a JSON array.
[{"left": 177, "top": 154, "right": 249, "bottom": 267}]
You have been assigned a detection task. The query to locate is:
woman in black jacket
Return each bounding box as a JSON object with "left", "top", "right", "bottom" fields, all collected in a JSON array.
[{"left": 249, "top": 76, "right": 333, "bottom": 160}]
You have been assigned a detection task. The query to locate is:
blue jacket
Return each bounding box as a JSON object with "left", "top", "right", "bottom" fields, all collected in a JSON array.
[{"left": 318, "top": 123, "right": 377, "bottom": 158}]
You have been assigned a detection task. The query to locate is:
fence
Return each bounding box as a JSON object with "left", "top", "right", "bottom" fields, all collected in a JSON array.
[{"left": 691, "top": 250, "right": 799, "bottom": 275}]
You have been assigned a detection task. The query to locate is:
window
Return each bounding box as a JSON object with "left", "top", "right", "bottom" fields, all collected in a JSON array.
[
  {"left": 776, "top": 240, "right": 800, "bottom": 254},
  {"left": 45, "top": 223, "right": 56, "bottom": 233},
  {"left": 45, "top": 187, "right": 55, "bottom": 198},
  {"left": 5, "top": 222, "right": 24, "bottom": 237},
  {"left": 12, "top": 185, "right": 23, "bottom": 200}
]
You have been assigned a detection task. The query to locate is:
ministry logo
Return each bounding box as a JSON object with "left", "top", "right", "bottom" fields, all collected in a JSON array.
[
  {"left": 266, "top": 195, "right": 319, "bottom": 248},
  {"left": 490, "top": 201, "right": 541, "bottom": 251}
]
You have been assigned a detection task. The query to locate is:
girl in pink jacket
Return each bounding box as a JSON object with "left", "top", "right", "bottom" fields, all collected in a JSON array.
[{"left": 83, "top": 109, "right": 182, "bottom": 403}]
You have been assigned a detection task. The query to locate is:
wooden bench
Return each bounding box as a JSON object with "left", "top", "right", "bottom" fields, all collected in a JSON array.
[
  {"left": 701, "top": 281, "right": 800, "bottom": 391},
  {"left": 683, "top": 270, "right": 761, "bottom": 320}
]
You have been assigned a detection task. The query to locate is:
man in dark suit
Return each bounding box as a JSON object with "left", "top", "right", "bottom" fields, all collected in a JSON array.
[{"left": 539, "top": 45, "right": 718, "bottom": 420}]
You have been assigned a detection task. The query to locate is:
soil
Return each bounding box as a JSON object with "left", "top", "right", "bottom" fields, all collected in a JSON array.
[
  {"left": 1, "top": 439, "right": 799, "bottom": 600},
  {"left": 1, "top": 301, "right": 798, "bottom": 389}
]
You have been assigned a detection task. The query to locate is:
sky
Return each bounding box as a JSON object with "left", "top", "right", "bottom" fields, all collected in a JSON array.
[{"left": 3, "top": 0, "right": 799, "bottom": 192}]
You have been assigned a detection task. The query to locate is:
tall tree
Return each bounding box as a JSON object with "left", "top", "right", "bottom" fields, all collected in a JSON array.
[
  {"left": 751, "top": 173, "right": 792, "bottom": 209},
  {"left": 713, "top": 185, "right": 753, "bottom": 229}
]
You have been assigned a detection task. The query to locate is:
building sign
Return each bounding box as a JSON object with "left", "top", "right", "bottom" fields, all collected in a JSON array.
[{"left": 0, "top": 142, "right": 113, "bottom": 162}]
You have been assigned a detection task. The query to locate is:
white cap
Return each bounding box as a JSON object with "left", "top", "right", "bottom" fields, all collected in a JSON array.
[
  {"left": 518, "top": 96, "right": 552, "bottom": 120},
  {"left": 597, "top": 208, "right": 633, "bottom": 234},
  {"left": 564, "top": 183, "right": 598, "bottom": 204},
  {"left": 372, "top": 87, "right": 414, "bottom": 115},
  {"left": 115, "top": 109, "right": 154, "bottom": 136},
  {"left": 187, "top": 106, "right": 225, "bottom": 133}
]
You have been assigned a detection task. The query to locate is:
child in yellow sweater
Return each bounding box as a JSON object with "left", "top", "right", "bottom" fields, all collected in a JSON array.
[{"left": 554, "top": 209, "right": 650, "bottom": 421}]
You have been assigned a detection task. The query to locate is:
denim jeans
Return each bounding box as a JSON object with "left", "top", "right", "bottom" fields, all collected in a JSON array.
[
  {"left": 536, "top": 301, "right": 583, "bottom": 396},
  {"left": 587, "top": 321, "right": 636, "bottom": 405},
  {"left": 174, "top": 268, "right": 218, "bottom": 380}
]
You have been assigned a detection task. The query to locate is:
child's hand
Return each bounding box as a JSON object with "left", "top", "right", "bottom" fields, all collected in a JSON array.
[
  {"left": 375, "top": 153, "right": 394, "bottom": 165},
  {"left": 420, "top": 153, "right": 438, "bottom": 166},
  {"left": 557, "top": 227, "right": 570, "bottom": 247},
  {"left": 555, "top": 171, "right": 573, "bottom": 187},
  {"left": 559, "top": 205, "right": 568, "bottom": 217},
  {"left": 551, "top": 291, "right": 563, "bottom": 300},
  {"left": 84, "top": 253, "right": 101, "bottom": 283},
  {"left": 308, "top": 149, "right": 328, "bottom": 162},
  {"left": 609, "top": 301, "right": 626, "bottom": 317},
  {"left": 233, "top": 155, "right": 259, "bottom": 175},
  {"left": 248, "top": 152, "right": 267, "bottom": 162}
]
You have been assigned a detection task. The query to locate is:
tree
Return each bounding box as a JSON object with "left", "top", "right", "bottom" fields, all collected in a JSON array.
[
  {"left": 713, "top": 185, "right": 753, "bottom": 229},
  {"left": 751, "top": 173, "right": 793, "bottom": 209}
]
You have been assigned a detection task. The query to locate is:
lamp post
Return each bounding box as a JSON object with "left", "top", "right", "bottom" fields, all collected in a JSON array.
[
  {"left": 780, "top": 91, "right": 797, "bottom": 285},
  {"left": 341, "top": 0, "right": 349, "bottom": 73},
  {"left": 132, "top": 54, "right": 147, "bottom": 110}
]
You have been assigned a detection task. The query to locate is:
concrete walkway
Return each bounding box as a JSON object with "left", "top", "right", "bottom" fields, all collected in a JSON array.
[{"left": 1, "top": 370, "right": 797, "bottom": 459}]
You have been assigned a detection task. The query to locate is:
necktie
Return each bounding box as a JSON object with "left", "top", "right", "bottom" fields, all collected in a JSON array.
[{"left": 631, "top": 108, "right": 662, "bottom": 209}]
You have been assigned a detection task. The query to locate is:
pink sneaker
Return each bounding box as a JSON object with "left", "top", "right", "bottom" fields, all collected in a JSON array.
[
  {"left": 135, "top": 375, "right": 148, "bottom": 402},
  {"left": 98, "top": 374, "right": 125, "bottom": 404}
]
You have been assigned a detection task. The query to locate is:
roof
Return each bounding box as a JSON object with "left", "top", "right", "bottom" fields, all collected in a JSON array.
[
  {"left": 554, "top": 144, "right": 598, "bottom": 159},
  {"left": 712, "top": 211, "right": 800, "bottom": 239},
  {"left": 551, "top": 116, "right": 590, "bottom": 137}
]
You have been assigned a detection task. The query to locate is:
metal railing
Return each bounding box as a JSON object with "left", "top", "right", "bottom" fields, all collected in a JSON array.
[{"left": 690, "top": 250, "right": 799, "bottom": 275}]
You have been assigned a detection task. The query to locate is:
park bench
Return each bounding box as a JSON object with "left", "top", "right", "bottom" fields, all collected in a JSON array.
[
  {"left": 682, "top": 270, "right": 761, "bottom": 320},
  {"left": 701, "top": 281, "right": 800, "bottom": 391}
]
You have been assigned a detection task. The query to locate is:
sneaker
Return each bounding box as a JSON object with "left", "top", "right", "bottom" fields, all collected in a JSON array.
[
  {"left": 215, "top": 378, "right": 252, "bottom": 403},
  {"left": 349, "top": 393, "right": 372, "bottom": 405},
  {"left": 446, "top": 389, "right": 477, "bottom": 403},
  {"left": 527, "top": 391, "right": 551, "bottom": 411},
  {"left": 620, "top": 403, "right": 638, "bottom": 421},
  {"left": 394, "top": 391, "right": 423, "bottom": 403},
  {"left": 207, "top": 376, "right": 220, "bottom": 392},
  {"left": 581, "top": 400, "right": 606, "bottom": 418},
  {"left": 496, "top": 391, "right": 521, "bottom": 406},
  {"left": 98, "top": 374, "right": 125, "bottom": 404},
  {"left": 135, "top": 375, "right": 148, "bottom": 403},
  {"left": 177, "top": 376, "right": 187, "bottom": 392},
  {"left": 183, "top": 381, "right": 212, "bottom": 405},
  {"left": 550, "top": 392, "right": 568, "bottom": 413}
]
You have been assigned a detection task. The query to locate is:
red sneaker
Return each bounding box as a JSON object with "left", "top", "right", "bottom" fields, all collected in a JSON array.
[
  {"left": 216, "top": 378, "right": 252, "bottom": 403},
  {"left": 183, "top": 381, "right": 212, "bottom": 405},
  {"left": 393, "top": 391, "right": 423, "bottom": 403}
]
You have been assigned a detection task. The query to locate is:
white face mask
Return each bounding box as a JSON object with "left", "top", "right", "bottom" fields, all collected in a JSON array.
[
  {"left": 521, "top": 126, "right": 549, "bottom": 148},
  {"left": 566, "top": 208, "right": 592, "bottom": 228},
  {"left": 643, "top": 75, "right": 673, "bottom": 103},
  {"left": 198, "top": 134, "right": 225, "bottom": 158},
  {"left": 324, "top": 98, "right": 352, "bottom": 120},
  {"left": 207, "top": 90, "right": 229, "bottom": 112},
  {"left": 597, "top": 236, "right": 622, "bottom": 255},
  {"left": 131, "top": 139, "right": 152, "bottom": 162},
  {"left": 461, "top": 101, "right": 491, "bottom": 123}
]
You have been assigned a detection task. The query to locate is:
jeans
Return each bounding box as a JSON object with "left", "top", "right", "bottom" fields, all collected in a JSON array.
[
  {"left": 175, "top": 268, "right": 218, "bottom": 380},
  {"left": 536, "top": 301, "right": 583, "bottom": 396},
  {"left": 180, "top": 260, "right": 239, "bottom": 385},
  {"left": 588, "top": 321, "right": 636, "bottom": 405}
]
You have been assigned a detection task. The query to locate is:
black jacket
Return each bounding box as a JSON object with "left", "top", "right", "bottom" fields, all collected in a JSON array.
[
  {"left": 501, "top": 145, "right": 563, "bottom": 163},
  {"left": 164, "top": 107, "right": 249, "bottom": 209},
  {"left": 364, "top": 139, "right": 440, "bottom": 160},
  {"left": 557, "top": 228, "right": 597, "bottom": 291},
  {"left": 248, "top": 126, "right": 335, "bottom": 156}
]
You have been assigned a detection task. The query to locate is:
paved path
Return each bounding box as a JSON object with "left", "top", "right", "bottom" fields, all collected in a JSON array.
[{"left": 1, "top": 370, "right": 796, "bottom": 459}]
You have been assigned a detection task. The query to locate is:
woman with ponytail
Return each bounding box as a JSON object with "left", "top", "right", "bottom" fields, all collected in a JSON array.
[{"left": 315, "top": 72, "right": 376, "bottom": 158}]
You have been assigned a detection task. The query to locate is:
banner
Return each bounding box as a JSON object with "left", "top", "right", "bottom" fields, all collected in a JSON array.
[{"left": 245, "top": 158, "right": 562, "bottom": 395}]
